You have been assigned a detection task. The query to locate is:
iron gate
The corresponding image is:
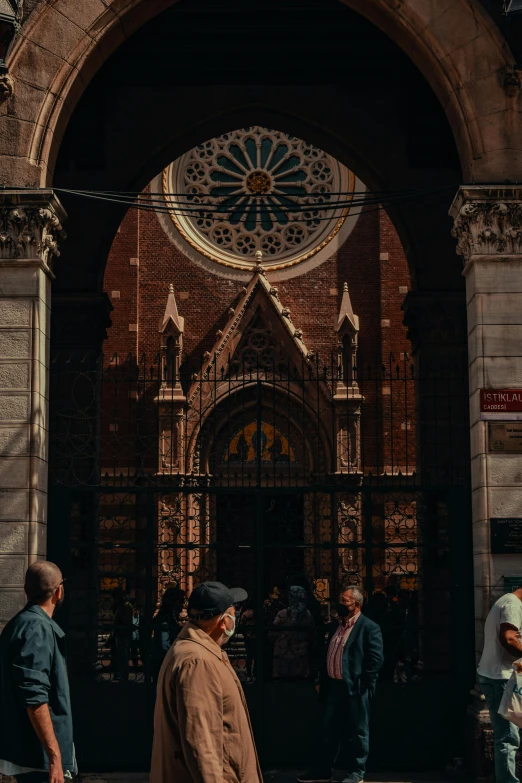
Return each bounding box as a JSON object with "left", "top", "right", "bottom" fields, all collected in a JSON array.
[{"left": 48, "top": 353, "right": 474, "bottom": 770}]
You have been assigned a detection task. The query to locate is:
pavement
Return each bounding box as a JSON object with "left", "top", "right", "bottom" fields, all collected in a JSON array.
[
  {"left": 1, "top": 772, "right": 452, "bottom": 783},
  {"left": 75, "top": 772, "right": 451, "bottom": 783}
]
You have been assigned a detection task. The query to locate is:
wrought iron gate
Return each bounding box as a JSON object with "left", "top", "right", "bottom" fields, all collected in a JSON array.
[{"left": 48, "top": 354, "right": 474, "bottom": 770}]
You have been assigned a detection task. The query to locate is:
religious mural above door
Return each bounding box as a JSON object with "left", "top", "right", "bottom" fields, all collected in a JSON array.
[{"left": 223, "top": 420, "right": 298, "bottom": 465}]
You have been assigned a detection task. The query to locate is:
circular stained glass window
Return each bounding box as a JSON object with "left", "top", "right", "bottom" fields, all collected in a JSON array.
[{"left": 160, "top": 127, "right": 359, "bottom": 276}]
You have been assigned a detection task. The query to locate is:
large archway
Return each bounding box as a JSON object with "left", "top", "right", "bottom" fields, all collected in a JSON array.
[
  {"left": 8, "top": 0, "right": 515, "bottom": 186},
  {"left": 0, "top": 0, "right": 520, "bottom": 777},
  {"left": 44, "top": 109, "right": 473, "bottom": 767}
]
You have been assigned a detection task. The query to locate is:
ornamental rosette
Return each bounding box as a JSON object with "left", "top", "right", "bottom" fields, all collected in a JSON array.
[{"left": 160, "top": 126, "right": 362, "bottom": 277}]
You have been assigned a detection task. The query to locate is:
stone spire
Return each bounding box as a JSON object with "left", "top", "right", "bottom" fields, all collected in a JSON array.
[
  {"left": 336, "top": 281, "right": 359, "bottom": 333},
  {"left": 159, "top": 283, "right": 184, "bottom": 334},
  {"left": 156, "top": 283, "right": 186, "bottom": 473}
]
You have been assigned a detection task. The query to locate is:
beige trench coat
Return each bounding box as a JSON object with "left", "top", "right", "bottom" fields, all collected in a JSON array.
[{"left": 150, "top": 622, "right": 263, "bottom": 783}]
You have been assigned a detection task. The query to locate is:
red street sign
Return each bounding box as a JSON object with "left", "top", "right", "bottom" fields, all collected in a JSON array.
[{"left": 481, "top": 389, "right": 522, "bottom": 412}]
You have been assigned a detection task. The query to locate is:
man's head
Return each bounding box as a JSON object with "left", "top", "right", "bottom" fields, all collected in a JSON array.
[
  {"left": 24, "top": 561, "right": 64, "bottom": 608},
  {"left": 338, "top": 585, "right": 364, "bottom": 619},
  {"left": 187, "top": 581, "right": 247, "bottom": 646}
]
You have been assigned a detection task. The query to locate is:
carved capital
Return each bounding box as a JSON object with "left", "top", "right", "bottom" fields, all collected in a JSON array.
[
  {"left": 0, "top": 190, "right": 66, "bottom": 272},
  {"left": 450, "top": 186, "right": 522, "bottom": 264}
]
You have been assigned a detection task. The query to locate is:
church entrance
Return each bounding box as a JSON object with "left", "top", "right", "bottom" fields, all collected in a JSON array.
[
  {"left": 49, "top": 340, "right": 473, "bottom": 770},
  {"left": 216, "top": 493, "right": 305, "bottom": 599}
]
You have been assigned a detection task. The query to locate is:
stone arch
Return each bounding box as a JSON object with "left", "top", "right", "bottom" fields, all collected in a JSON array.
[
  {"left": 5, "top": 0, "right": 517, "bottom": 186},
  {"left": 186, "top": 380, "right": 333, "bottom": 477}
]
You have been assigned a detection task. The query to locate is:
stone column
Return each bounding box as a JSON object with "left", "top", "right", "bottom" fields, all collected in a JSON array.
[
  {"left": 451, "top": 186, "right": 522, "bottom": 648},
  {"left": 450, "top": 186, "right": 522, "bottom": 778},
  {"left": 0, "top": 190, "right": 65, "bottom": 626}
]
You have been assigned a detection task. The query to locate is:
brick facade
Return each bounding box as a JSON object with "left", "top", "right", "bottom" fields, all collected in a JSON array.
[{"left": 103, "top": 203, "right": 411, "bottom": 369}]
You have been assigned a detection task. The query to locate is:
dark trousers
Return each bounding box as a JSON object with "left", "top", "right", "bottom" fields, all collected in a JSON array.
[{"left": 318, "top": 679, "right": 370, "bottom": 777}]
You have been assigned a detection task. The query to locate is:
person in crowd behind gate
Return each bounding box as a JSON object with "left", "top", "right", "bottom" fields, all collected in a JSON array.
[
  {"left": 0, "top": 562, "right": 76, "bottom": 783},
  {"left": 271, "top": 586, "right": 315, "bottom": 679},
  {"left": 150, "top": 581, "right": 262, "bottom": 783},
  {"left": 297, "top": 585, "right": 383, "bottom": 783},
  {"left": 287, "top": 573, "right": 324, "bottom": 628},
  {"left": 239, "top": 599, "right": 256, "bottom": 680},
  {"left": 151, "top": 587, "right": 186, "bottom": 679},
  {"left": 112, "top": 589, "right": 134, "bottom": 681},
  {"left": 477, "top": 585, "right": 522, "bottom": 783}
]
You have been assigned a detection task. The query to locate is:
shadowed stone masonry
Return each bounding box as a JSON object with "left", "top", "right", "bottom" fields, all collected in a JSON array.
[{"left": 0, "top": 189, "right": 65, "bottom": 625}]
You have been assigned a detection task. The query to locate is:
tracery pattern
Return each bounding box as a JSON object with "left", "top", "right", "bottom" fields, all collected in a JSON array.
[{"left": 164, "top": 127, "right": 354, "bottom": 271}]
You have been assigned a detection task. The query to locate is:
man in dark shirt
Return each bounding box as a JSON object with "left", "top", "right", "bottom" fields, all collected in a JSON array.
[{"left": 0, "top": 561, "right": 75, "bottom": 783}]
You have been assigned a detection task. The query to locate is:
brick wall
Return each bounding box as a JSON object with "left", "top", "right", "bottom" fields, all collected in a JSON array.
[
  {"left": 103, "top": 205, "right": 410, "bottom": 367},
  {"left": 102, "top": 199, "right": 412, "bottom": 474}
]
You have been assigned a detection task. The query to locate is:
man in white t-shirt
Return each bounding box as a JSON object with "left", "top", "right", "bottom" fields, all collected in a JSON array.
[{"left": 478, "top": 588, "right": 522, "bottom": 783}]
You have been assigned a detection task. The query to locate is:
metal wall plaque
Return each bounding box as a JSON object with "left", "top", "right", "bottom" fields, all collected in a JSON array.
[
  {"left": 491, "top": 518, "right": 522, "bottom": 554},
  {"left": 481, "top": 389, "right": 522, "bottom": 421},
  {"left": 489, "top": 422, "right": 522, "bottom": 452}
]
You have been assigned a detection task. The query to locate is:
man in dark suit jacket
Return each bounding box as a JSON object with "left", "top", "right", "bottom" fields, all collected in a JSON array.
[{"left": 298, "top": 585, "right": 383, "bottom": 783}]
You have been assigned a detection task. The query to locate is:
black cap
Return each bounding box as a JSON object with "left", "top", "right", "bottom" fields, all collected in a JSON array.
[{"left": 188, "top": 581, "right": 248, "bottom": 619}]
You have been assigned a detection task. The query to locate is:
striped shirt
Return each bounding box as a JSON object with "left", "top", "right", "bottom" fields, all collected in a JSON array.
[{"left": 326, "top": 612, "right": 361, "bottom": 679}]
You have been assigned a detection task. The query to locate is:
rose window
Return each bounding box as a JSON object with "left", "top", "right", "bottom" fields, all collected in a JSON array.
[{"left": 161, "top": 127, "right": 357, "bottom": 274}]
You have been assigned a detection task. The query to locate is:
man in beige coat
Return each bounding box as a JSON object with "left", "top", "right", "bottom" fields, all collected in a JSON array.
[{"left": 150, "top": 581, "right": 263, "bottom": 783}]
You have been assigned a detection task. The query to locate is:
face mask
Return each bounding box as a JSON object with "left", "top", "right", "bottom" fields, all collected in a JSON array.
[
  {"left": 222, "top": 613, "right": 236, "bottom": 639},
  {"left": 337, "top": 604, "right": 351, "bottom": 617}
]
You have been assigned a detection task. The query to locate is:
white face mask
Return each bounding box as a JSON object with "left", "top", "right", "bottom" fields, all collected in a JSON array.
[{"left": 222, "top": 613, "right": 236, "bottom": 639}]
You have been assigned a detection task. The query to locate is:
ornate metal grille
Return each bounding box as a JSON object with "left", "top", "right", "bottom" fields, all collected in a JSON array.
[{"left": 49, "top": 353, "right": 472, "bottom": 768}]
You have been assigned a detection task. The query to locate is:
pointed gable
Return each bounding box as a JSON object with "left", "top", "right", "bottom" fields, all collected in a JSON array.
[
  {"left": 336, "top": 281, "right": 359, "bottom": 334},
  {"left": 187, "top": 269, "right": 312, "bottom": 405},
  {"left": 159, "top": 283, "right": 184, "bottom": 334}
]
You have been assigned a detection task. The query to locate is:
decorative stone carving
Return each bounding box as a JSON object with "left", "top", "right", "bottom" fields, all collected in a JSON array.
[
  {"left": 0, "top": 73, "right": 14, "bottom": 101},
  {"left": 231, "top": 315, "right": 286, "bottom": 373},
  {"left": 187, "top": 265, "right": 313, "bottom": 406},
  {"left": 335, "top": 282, "right": 359, "bottom": 389},
  {"left": 0, "top": 191, "right": 66, "bottom": 272},
  {"left": 450, "top": 186, "right": 522, "bottom": 262},
  {"left": 155, "top": 284, "right": 186, "bottom": 474},
  {"left": 161, "top": 125, "right": 358, "bottom": 276},
  {"left": 337, "top": 413, "right": 361, "bottom": 471},
  {"left": 333, "top": 282, "right": 362, "bottom": 472}
]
